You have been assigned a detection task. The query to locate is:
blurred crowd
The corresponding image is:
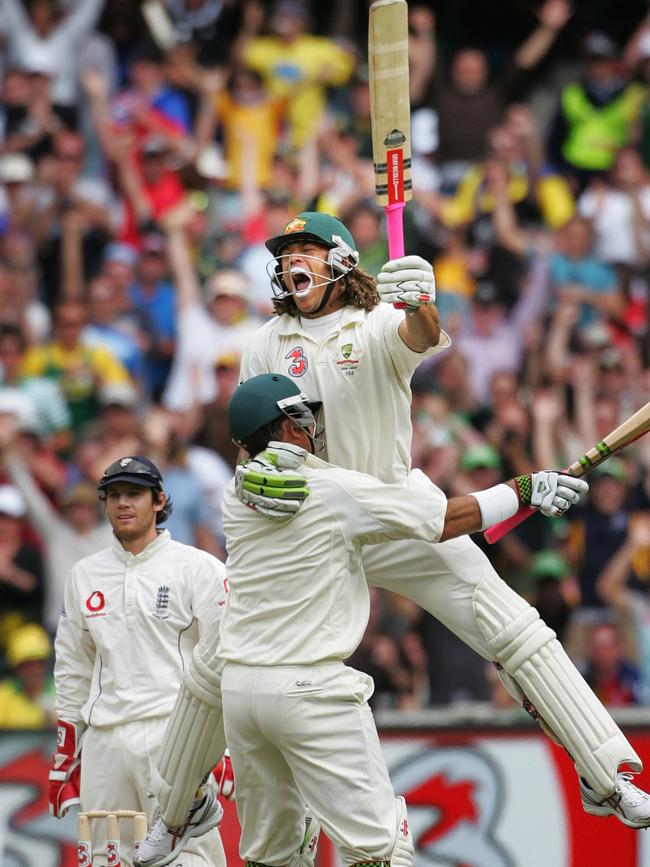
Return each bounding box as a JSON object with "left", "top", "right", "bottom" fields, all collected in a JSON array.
[{"left": 0, "top": 0, "right": 649, "bottom": 727}]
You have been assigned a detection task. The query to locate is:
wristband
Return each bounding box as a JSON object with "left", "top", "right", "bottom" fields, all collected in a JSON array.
[
  {"left": 470, "top": 484, "right": 519, "bottom": 531},
  {"left": 514, "top": 474, "right": 533, "bottom": 506}
]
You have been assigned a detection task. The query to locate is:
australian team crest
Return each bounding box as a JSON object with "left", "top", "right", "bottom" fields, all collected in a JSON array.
[
  {"left": 336, "top": 342, "right": 362, "bottom": 376},
  {"left": 283, "top": 217, "right": 307, "bottom": 234}
]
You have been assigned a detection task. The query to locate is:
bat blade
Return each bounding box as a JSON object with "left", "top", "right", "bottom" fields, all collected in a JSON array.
[
  {"left": 484, "top": 402, "right": 650, "bottom": 544},
  {"left": 142, "top": 0, "right": 178, "bottom": 50},
  {"left": 369, "top": 0, "right": 412, "bottom": 212}
]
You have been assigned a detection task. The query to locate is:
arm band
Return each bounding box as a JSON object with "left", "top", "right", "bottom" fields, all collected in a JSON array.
[{"left": 470, "top": 484, "right": 520, "bottom": 531}]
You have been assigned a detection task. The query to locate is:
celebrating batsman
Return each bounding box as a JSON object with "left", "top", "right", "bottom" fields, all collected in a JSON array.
[
  {"left": 135, "top": 212, "right": 650, "bottom": 867},
  {"left": 236, "top": 211, "right": 650, "bottom": 828}
]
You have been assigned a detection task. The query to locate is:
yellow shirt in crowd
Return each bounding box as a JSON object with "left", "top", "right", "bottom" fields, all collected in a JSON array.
[
  {"left": 215, "top": 92, "right": 287, "bottom": 189},
  {"left": 243, "top": 35, "right": 355, "bottom": 146},
  {"left": 0, "top": 678, "right": 55, "bottom": 728}
]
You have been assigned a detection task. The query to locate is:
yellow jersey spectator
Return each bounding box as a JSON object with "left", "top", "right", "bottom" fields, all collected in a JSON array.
[
  {"left": 21, "top": 300, "right": 132, "bottom": 436},
  {"left": 214, "top": 67, "right": 287, "bottom": 190},
  {"left": 0, "top": 623, "right": 55, "bottom": 729},
  {"left": 242, "top": 0, "right": 355, "bottom": 147}
]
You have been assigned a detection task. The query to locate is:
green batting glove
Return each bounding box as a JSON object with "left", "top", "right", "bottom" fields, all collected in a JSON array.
[{"left": 235, "top": 444, "right": 310, "bottom": 519}]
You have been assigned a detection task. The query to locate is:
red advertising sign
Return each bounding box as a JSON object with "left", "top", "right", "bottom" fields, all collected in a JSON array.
[
  {"left": 219, "top": 729, "right": 650, "bottom": 867},
  {"left": 2, "top": 728, "right": 650, "bottom": 866}
]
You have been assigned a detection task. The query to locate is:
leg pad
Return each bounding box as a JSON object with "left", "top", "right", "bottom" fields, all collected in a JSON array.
[
  {"left": 474, "top": 574, "right": 641, "bottom": 796},
  {"left": 152, "top": 631, "right": 226, "bottom": 826}
]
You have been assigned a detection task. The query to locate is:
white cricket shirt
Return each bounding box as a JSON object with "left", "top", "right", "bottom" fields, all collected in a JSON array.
[
  {"left": 240, "top": 303, "right": 450, "bottom": 484},
  {"left": 54, "top": 531, "right": 227, "bottom": 728},
  {"left": 219, "top": 455, "right": 447, "bottom": 665}
]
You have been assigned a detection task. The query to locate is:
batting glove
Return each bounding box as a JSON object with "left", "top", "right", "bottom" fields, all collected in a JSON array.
[
  {"left": 377, "top": 255, "right": 436, "bottom": 311},
  {"left": 48, "top": 720, "right": 83, "bottom": 818},
  {"left": 235, "top": 442, "right": 310, "bottom": 519},
  {"left": 515, "top": 471, "right": 589, "bottom": 518},
  {"left": 213, "top": 750, "right": 235, "bottom": 800}
]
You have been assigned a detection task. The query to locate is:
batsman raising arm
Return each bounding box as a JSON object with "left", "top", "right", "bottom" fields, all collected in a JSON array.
[
  {"left": 140, "top": 371, "right": 590, "bottom": 867},
  {"left": 135, "top": 212, "right": 650, "bottom": 867},
  {"left": 237, "top": 211, "right": 650, "bottom": 828}
]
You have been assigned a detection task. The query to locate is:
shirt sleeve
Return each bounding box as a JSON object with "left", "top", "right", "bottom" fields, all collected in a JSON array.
[
  {"left": 54, "top": 566, "right": 96, "bottom": 725},
  {"left": 7, "top": 455, "right": 59, "bottom": 541},
  {"left": 190, "top": 551, "right": 228, "bottom": 637},
  {"left": 90, "top": 346, "right": 131, "bottom": 384},
  {"left": 20, "top": 347, "right": 48, "bottom": 378},
  {"left": 376, "top": 304, "right": 451, "bottom": 381},
  {"left": 55, "top": 0, "right": 105, "bottom": 44},
  {"left": 313, "top": 39, "right": 355, "bottom": 86},
  {"left": 310, "top": 466, "right": 447, "bottom": 546},
  {"left": 242, "top": 38, "right": 271, "bottom": 74},
  {"left": 0, "top": 0, "right": 30, "bottom": 36}
]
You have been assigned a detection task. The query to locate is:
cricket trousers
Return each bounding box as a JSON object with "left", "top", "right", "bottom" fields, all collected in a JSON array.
[
  {"left": 80, "top": 717, "right": 226, "bottom": 867},
  {"left": 222, "top": 661, "right": 398, "bottom": 866}
]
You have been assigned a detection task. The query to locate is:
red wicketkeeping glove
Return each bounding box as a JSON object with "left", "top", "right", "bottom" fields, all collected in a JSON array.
[
  {"left": 48, "top": 720, "right": 82, "bottom": 818},
  {"left": 213, "top": 750, "right": 234, "bottom": 800}
]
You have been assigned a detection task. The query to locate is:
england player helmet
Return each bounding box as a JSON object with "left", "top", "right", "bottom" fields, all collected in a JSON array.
[{"left": 228, "top": 374, "right": 321, "bottom": 445}]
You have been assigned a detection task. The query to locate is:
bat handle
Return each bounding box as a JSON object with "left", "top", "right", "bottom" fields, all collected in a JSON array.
[
  {"left": 484, "top": 505, "right": 536, "bottom": 544},
  {"left": 385, "top": 202, "right": 405, "bottom": 257},
  {"left": 385, "top": 202, "right": 406, "bottom": 309}
]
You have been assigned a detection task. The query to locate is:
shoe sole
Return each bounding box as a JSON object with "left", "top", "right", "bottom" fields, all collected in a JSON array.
[
  {"left": 136, "top": 811, "right": 223, "bottom": 867},
  {"left": 582, "top": 803, "right": 650, "bottom": 829}
]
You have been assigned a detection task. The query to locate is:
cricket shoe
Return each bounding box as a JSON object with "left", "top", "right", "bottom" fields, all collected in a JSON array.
[
  {"left": 134, "top": 789, "right": 223, "bottom": 867},
  {"left": 580, "top": 773, "right": 650, "bottom": 829}
]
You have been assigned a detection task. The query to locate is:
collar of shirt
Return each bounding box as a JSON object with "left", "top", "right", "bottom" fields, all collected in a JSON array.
[
  {"left": 275, "top": 305, "right": 367, "bottom": 338},
  {"left": 111, "top": 528, "right": 171, "bottom": 563}
]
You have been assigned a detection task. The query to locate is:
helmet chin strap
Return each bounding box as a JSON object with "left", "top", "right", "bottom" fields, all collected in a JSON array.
[
  {"left": 303, "top": 278, "right": 340, "bottom": 316},
  {"left": 294, "top": 261, "right": 350, "bottom": 316}
]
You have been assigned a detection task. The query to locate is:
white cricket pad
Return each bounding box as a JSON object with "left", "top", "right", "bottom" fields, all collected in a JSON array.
[
  {"left": 473, "top": 574, "right": 642, "bottom": 797},
  {"left": 152, "top": 630, "right": 226, "bottom": 826}
]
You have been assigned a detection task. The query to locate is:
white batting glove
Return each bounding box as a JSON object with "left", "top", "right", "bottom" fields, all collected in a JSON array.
[
  {"left": 377, "top": 255, "right": 436, "bottom": 310},
  {"left": 235, "top": 442, "right": 310, "bottom": 519},
  {"left": 517, "top": 471, "right": 589, "bottom": 518}
]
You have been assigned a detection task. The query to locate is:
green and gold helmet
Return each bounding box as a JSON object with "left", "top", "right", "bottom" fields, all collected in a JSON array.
[
  {"left": 266, "top": 212, "right": 356, "bottom": 258},
  {"left": 265, "top": 212, "right": 360, "bottom": 302}
]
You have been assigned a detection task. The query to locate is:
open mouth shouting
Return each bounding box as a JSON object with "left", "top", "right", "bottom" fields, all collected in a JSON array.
[{"left": 290, "top": 268, "right": 314, "bottom": 297}]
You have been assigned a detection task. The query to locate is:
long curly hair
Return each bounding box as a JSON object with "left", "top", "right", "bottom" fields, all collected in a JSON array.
[{"left": 272, "top": 266, "right": 380, "bottom": 317}]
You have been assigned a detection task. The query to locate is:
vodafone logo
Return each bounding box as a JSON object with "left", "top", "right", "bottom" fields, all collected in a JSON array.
[{"left": 85, "top": 591, "right": 106, "bottom": 617}]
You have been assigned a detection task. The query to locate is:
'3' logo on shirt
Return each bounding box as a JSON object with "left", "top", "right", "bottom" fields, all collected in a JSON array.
[{"left": 285, "top": 346, "right": 308, "bottom": 377}]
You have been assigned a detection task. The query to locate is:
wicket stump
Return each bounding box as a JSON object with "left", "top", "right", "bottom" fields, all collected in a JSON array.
[{"left": 77, "top": 810, "right": 148, "bottom": 866}]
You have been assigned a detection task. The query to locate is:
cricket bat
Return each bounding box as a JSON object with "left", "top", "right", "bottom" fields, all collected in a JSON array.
[
  {"left": 142, "top": 0, "right": 178, "bottom": 51},
  {"left": 484, "top": 401, "right": 650, "bottom": 544},
  {"left": 369, "top": 0, "right": 412, "bottom": 265}
]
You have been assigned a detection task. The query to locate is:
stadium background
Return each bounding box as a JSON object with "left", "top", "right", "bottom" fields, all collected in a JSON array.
[{"left": 0, "top": 0, "right": 650, "bottom": 864}]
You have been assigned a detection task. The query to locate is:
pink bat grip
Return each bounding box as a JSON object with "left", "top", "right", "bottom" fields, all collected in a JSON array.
[
  {"left": 385, "top": 202, "right": 405, "bottom": 257},
  {"left": 385, "top": 203, "right": 406, "bottom": 309},
  {"left": 484, "top": 505, "right": 535, "bottom": 544}
]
